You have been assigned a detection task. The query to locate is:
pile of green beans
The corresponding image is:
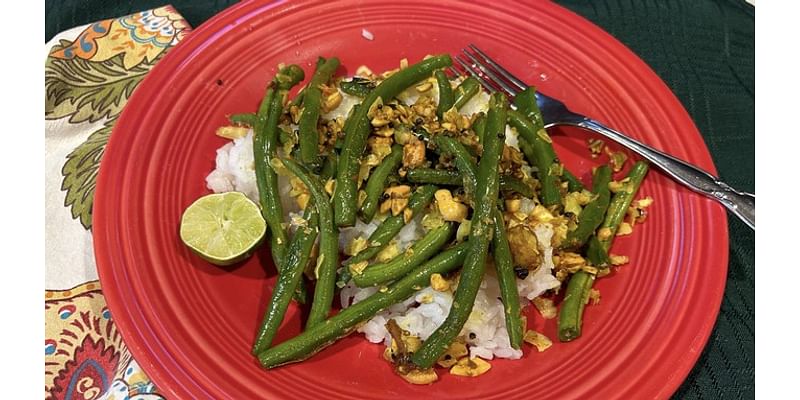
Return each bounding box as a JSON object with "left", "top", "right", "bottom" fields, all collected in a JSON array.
[
  {"left": 298, "top": 57, "right": 340, "bottom": 168},
  {"left": 352, "top": 222, "right": 454, "bottom": 287},
  {"left": 359, "top": 144, "right": 403, "bottom": 222},
  {"left": 216, "top": 56, "right": 655, "bottom": 374},
  {"left": 412, "top": 92, "right": 508, "bottom": 368},
  {"left": 280, "top": 158, "right": 339, "bottom": 328},
  {"left": 333, "top": 55, "right": 453, "bottom": 227},
  {"left": 434, "top": 70, "right": 454, "bottom": 120},
  {"left": 258, "top": 243, "right": 469, "bottom": 368},
  {"left": 453, "top": 76, "right": 481, "bottom": 110},
  {"left": 558, "top": 161, "right": 649, "bottom": 342},
  {"left": 406, "top": 168, "right": 535, "bottom": 199},
  {"left": 252, "top": 205, "right": 319, "bottom": 355},
  {"left": 562, "top": 165, "right": 612, "bottom": 249},
  {"left": 343, "top": 185, "right": 438, "bottom": 267},
  {"left": 254, "top": 65, "right": 304, "bottom": 270}
]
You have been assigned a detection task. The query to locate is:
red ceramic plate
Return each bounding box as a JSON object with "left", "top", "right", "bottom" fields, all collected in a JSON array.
[{"left": 94, "top": 1, "right": 728, "bottom": 398}]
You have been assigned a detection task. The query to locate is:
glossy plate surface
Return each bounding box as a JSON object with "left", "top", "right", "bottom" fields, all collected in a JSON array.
[{"left": 94, "top": 1, "right": 728, "bottom": 398}]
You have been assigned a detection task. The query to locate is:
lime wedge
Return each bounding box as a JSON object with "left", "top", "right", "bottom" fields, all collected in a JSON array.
[{"left": 179, "top": 192, "right": 267, "bottom": 266}]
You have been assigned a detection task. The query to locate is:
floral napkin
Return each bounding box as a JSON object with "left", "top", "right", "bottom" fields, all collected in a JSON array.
[{"left": 44, "top": 6, "right": 190, "bottom": 399}]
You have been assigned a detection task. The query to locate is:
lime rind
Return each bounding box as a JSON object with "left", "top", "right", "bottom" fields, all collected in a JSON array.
[{"left": 179, "top": 192, "right": 267, "bottom": 266}]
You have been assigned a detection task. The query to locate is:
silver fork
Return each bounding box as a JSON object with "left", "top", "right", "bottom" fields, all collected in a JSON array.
[{"left": 453, "top": 44, "right": 755, "bottom": 230}]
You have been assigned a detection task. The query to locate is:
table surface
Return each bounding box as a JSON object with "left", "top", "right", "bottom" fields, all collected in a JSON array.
[{"left": 45, "top": 0, "right": 755, "bottom": 398}]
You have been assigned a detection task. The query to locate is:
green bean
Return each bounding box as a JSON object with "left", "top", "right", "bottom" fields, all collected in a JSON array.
[
  {"left": 412, "top": 92, "right": 507, "bottom": 369},
  {"left": 558, "top": 161, "right": 648, "bottom": 342},
  {"left": 360, "top": 144, "right": 403, "bottom": 222},
  {"left": 279, "top": 158, "right": 339, "bottom": 329},
  {"left": 339, "top": 77, "right": 375, "bottom": 97},
  {"left": 517, "top": 134, "right": 583, "bottom": 194},
  {"left": 289, "top": 87, "right": 305, "bottom": 108},
  {"left": 432, "top": 136, "right": 478, "bottom": 192},
  {"left": 473, "top": 112, "right": 487, "bottom": 144},
  {"left": 513, "top": 86, "right": 545, "bottom": 132},
  {"left": 557, "top": 270, "right": 594, "bottom": 342},
  {"left": 258, "top": 242, "right": 469, "bottom": 368},
  {"left": 253, "top": 89, "right": 285, "bottom": 267},
  {"left": 562, "top": 165, "right": 612, "bottom": 249},
  {"left": 334, "top": 55, "right": 452, "bottom": 227},
  {"left": 585, "top": 236, "right": 610, "bottom": 267},
  {"left": 453, "top": 76, "right": 481, "bottom": 110},
  {"left": 352, "top": 222, "right": 455, "bottom": 287},
  {"left": 500, "top": 175, "right": 536, "bottom": 199},
  {"left": 298, "top": 57, "right": 340, "bottom": 168},
  {"left": 228, "top": 112, "right": 293, "bottom": 145},
  {"left": 406, "top": 168, "right": 534, "bottom": 199},
  {"left": 434, "top": 70, "right": 454, "bottom": 121},
  {"left": 562, "top": 169, "right": 585, "bottom": 192},
  {"left": 492, "top": 209, "right": 523, "bottom": 349},
  {"left": 598, "top": 161, "right": 649, "bottom": 250},
  {"left": 343, "top": 185, "right": 438, "bottom": 267},
  {"left": 259, "top": 66, "right": 305, "bottom": 265},
  {"left": 320, "top": 152, "right": 338, "bottom": 181},
  {"left": 252, "top": 206, "right": 319, "bottom": 355},
  {"left": 229, "top": 112, "right": 255, "bottom": 126},
  {"left": 508, "top": 109, "right": 561, "bottom": 207},
  {"left": 274, "top": 65, "right": 305, "bottom": 90},
  {"left": 405, "top": 168, "right": 462, "bottom": 186}
]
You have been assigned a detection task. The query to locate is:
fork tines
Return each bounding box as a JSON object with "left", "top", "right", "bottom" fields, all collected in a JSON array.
[{"left": 452, "top": 44, "right": 528, "bottom": 97}]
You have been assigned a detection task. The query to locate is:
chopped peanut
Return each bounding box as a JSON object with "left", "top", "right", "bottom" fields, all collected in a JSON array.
[
  {"left": 430, "top": 273, "right": 450, "bottom": 292},
  {"left": 531, "top": 205, "right": 555, "bottom": 223},
  {"left": 450, "top": 357, "right": 491, "bottom": 377},
  {"left": 609, "top": 254, "right": 629, "bottom": 265},
  {"left": 505, "top": 199, "right": 521, "bottom": 213},
  {"left": 616, "top": 222, "right": 633, "bottom": 236},
  {"left": 415, "top": 81, "right": 433, "bottom": 92},
  {"left": 391, "top": 198, "right": 409, "bottom": 216},
  {"left": 532, "top": 297, "right": 557, "bottom": 319},
  {"left": 403, "top": 139, "right": 426, "bottom": 168},
  {"left": 507, "top": 225, "right": 540, "bottom": 269},
  {"left": 400, "top": 369, "right": 438, "bottom": 385},
  {"left": 321, "top": 87, "right": 342, "bottom": 113},
  {"left": 376, "top": 241, "right": 400, "bottom": 262},
  {"left": 523, "top": 330, "right": 553, "bottom": 352},
  {"left": 589, "top": 288, "right": 601, "bottom": 305},
  {"left": 355, "top": 65, "right": 373, "bottom": 77},
  {"left": 324, "top": 179, "right": 335, "bottom": 195},
  {"left": 368, "top": 136, "right": 393, "bottom": 158},
  {"left": 215, "top": 125, "right": 249, "bottom": 139},
  {"left": 348, "top": 261, "right": 369, "bottom": 276},
  {"left": 403, "top": 207, "right": 414, "bottom": 223},
  {"left": 345, "top": 237, "right": 368, "bottom": 256},
  {"left": 435, "top": 189, "right": 468, "bottom": 222},
  {"left": 296, "top": 193, "right": 310, "bottom": 210},
  {"left": 380, "top": 185, "right": 412, "bottom": 216},
  {"left": 437, "top": 341, "right": 468, "bottom": 368}
]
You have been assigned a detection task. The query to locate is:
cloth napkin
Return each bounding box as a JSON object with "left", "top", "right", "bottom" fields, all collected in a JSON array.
[{"left": 44, "top": 6, "right": 190, "bottom": 399}]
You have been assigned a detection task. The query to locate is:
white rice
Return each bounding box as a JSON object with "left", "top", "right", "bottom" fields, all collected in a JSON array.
[
  {"left": 339, "top": 222, "right": 558, "bottom": 362},
  {"left": 205, "top": 79, "right": 559, "bottom": 363}
]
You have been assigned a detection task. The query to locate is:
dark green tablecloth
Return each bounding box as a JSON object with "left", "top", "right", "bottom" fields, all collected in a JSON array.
[{"left": 45, "top": 1, "right": 754, "bottom": 398}]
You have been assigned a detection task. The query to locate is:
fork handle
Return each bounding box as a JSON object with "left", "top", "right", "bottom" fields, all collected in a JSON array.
[{"left": 577, "top": 118, "right": 755, "bottom": 230}]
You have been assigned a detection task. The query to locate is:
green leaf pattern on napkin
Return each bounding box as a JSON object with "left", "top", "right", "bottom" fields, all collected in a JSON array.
[
  {"left": 45, "top": 40, "right": 152, "bottom": 124},
  {"left": 46, "top": 6, "right": 189, "bottom": 230}
]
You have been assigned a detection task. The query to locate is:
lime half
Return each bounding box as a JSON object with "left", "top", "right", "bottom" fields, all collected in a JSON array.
[{"left": 179, "top": 192, "right": 267, "bottom": 266}]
